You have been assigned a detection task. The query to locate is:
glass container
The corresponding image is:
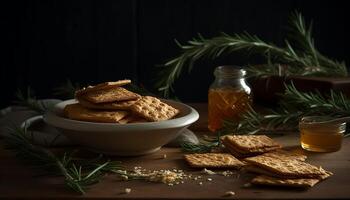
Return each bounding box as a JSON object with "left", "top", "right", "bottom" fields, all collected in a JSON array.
[
  {"left": 299, "top": 116, "right": 345, "bottom": 152},
  {"left": 208, "top": 66, "right": 252, "bottom": 132}
]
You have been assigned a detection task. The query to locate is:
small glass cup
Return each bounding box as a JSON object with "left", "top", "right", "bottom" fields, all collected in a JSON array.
[{"left": 299, "top": 116, "right": 345, "bottom": 152}]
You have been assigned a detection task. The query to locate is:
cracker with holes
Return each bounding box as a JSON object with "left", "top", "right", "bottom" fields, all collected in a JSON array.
[
  {"left": 262, "top": 149, "right": 307, "bottom": 161},
  {"left": 82, "top": 87, "right": 140, "bottom": 104},
  {"left": 64, "top": 103, "right": 128, "bottom": 123},
  {"left": 184, "top": 153, "right": 245, "bottom": 169},
  {"left": 75, "top": 79, "right": 131, "bottom": 97},
  {"left": 244, "top": 154, "right": 330, "bottom": 179},
  {"left": 130, "top": 96, "right": 179, "bottom": 122}
]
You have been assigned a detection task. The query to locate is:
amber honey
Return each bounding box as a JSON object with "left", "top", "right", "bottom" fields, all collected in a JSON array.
[
  {"left": 208, "top": 88, "right": 251, "bottom": 132},
  {"left": 299, "top": 117, "right": 345, "bottom": 152}
]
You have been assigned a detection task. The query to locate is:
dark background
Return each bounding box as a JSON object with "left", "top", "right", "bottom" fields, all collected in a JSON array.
[{"left": 0, "top": 0, "right": 348, "bottom": 108}]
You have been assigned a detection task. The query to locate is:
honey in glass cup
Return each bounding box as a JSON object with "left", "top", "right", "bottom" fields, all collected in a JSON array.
[
  {"left": 208, "top": 66, "right": 252, "bottom": 132},
  {"left": 299, "top": 116, "right": 345, "bottom": 152}
]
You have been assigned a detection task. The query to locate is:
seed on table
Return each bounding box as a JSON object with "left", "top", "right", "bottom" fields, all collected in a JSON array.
[
  {"left": 224, "top": 191, "right": 235, "bottom": 196},
  {"left": 124, "top": 188, "right": 131, "bottom": 194}
]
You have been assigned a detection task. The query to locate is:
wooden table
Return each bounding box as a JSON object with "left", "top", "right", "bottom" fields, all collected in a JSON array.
[{"left": 1, "top": 104, "right": 350, "bottom": 199}]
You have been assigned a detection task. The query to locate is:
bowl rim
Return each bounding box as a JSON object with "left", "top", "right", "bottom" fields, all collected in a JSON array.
[{"left": 43, "top": 99, "right": 199, "bottom": 132}]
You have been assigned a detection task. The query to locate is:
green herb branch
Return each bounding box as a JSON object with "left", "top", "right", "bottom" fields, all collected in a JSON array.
[
  {"left": 14, "top": 87, "right": 54, "bottom": 114},
  {"left": 4, "top": 125, "right": 126, "bottom": 194},
  {"left": 157, "top": 12, "right": 347, "bottom": 98}
]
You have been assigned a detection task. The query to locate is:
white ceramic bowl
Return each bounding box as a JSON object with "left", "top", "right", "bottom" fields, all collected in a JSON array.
[{"left": 43, "top": 99, "right": 199, "bottom": 156}]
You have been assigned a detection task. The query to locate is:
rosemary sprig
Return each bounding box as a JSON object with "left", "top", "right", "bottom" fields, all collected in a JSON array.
[
  {"left": 14, "top": 87, "right": 55, "bottom": 114},
  {"left": 224, "top": 84, "right": 350, "bottom": 135},
  {"left": 281, "top": 83, "right": 350, "bottom": 117},
  {"left": 181, "top": 131, "right": 228, "bottom": 153},
  {"left": 157, "top": 12, "right": 347, "bottom": 97},
  {"left": 181, "top": 141, "right": 219, "bottom": 153},
  {"left": 53, "top": 79, "right": 81, "bottom": 99},
  {"left": 4, "top": 125, "right": 124, "bottom": 194}
]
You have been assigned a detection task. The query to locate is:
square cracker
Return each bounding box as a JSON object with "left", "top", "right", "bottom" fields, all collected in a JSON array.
[
  {"left": 184, "top": 153, "right": 245, "bottom": 169},
  {"left": 75, "top": 79, "right": 131, "bottom": 97},
  {"left": 64, "top": 103, "right": 128, "bottom": 123},
  {"left": 262, "top": 149, "right": 307, "bottom": 161},
  {"left": 83, "top": 87, "right": 140, "bottom": 104},
  {"left": 244, "top": 155, "right": 328, "bottom": 178},
  {"left": 130, "top": 96, "right": 179, "bottom": 122},
  {"left": 223, "top": 135, "right": 281, "bottom": 153},
  {"left": 222, "top": 139, "right": 260, "bottom": 158},
  {"left": 245, "top": 165, "right": 332, "bottom": 180},
  {"left": 251, "top": 175, "right": 320, "bottom": 188},
  {"left": 77, "top": 97, "right": 137, "bottom": 110}
]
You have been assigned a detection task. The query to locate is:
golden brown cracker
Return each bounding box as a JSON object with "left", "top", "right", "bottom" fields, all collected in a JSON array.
[
  {"left": 77, "top": 97, "right": 137, "bottom": 110},
  {"left": 130, "top": 96, "right": 179, "bottom": 122},
  {"left": 262, "top": 149, "right": 307, "bottom": 161},
  {"left": 118, "top": 115, "right": 147, "bottom": 124},
  {"left": 222, "top": 138, "right": 259, "bottom": 158},
  {"left": 83, "top": 87, "right": 140, "bottom": 104},
  {"left": 64, "top": 103, "right": 128, "bottom": 123},
  {"left": 223, "top": 135, "right": 281, "bottom": 153},
  {"left": 222, "top": 135, "right": 280, "bottom": 158},
  {"left": 184, "top": 153, "right": 245, "bottom": 169},
  {"left": 75, "top": 80, "right": 131, "bottom": 97},
  {"left": 244, "top": 155, "right": 328, "bottom": 178},
  {"left": 251, "top": 175, "right": 320, "bottom": 188}
]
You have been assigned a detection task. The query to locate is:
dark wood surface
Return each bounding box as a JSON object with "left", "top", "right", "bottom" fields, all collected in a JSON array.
[{"left": 1, "top": 104, "right": 350, "bottom": 199}]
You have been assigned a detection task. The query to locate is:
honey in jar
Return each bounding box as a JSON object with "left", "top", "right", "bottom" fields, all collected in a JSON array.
[
  {"left": 208, "top": 66, "right": 252, "bottom": 132},
  {"left": 299, "top": 116, "right": 345, "bottom": 152}
]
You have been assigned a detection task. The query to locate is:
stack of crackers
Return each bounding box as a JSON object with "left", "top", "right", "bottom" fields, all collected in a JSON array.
[
  {"left": 64, "top": 80, "right": 179, "bottom": 123},
  {"left": 221, "top": 135, "right": 281, "bottom": 158},
  {"left": 184, "top": 135, "right": 332, "bottom": 189}
]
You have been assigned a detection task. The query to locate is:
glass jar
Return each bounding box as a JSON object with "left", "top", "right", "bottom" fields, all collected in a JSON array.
[
  {"left": 208, "top": 66, "right": 252, "bottom": 132},
  {"left": 299, "top": 116, "right": 345, "bottom": 152}
]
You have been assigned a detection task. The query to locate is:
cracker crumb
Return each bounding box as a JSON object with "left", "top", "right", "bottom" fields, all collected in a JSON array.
[
  {"left": 224, "top": 191, "right": 235, "bottom": 196},
  {"left": 202, "top": 168, "right": 216, "bottom": 175},
  {"left": 163, "top": 154, "right": 167, "bottom": 159},
  {"left": 124, "top": 188, "right": 131, "bottom": 194},
  {"left": 243, "top": 183, "right": 252, "bottom": 188},
  {"left": 207, "top": 178, "right": 212, "bottom": 181},
  {"left": 121, "top": 175, "right": 129, "bottom": 181},
  {"left": 199, "top": 182, "right": 203, "bottom": 185}
]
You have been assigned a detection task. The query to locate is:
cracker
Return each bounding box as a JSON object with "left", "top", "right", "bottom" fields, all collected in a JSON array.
[
  {"left": 262, "top": 149, "right": 307, "bottom": 161},
  {"left": 64, "top": 103, "right": 128, "bottom": 123},
  {"left": 222, "top": 139, "right": 259, "bottom": 158},
  {"left": 75, "top": 80, "right": 131, "bottom": 97},
  {"left": 130, "top": 96, "right": 179, "bottom": 122},
  {"left": 251, "top": 175, "right": 320, "bottom": 188},
  {"left": 77, "top": 97, "right": 138, "bottom": 110},
  {"left": 245, "top": 164, "right": 332, "bottom": 179},
  {"left": 222, "top": 135, "right": 280, "bottom": 158},
  {"left": 118, "top": 115, "right": 147, "bottom": 124},
  {"left": 223, "top": 135, "right": 281, "bottom": 153},
  {"left": 83, "top": 87, "right": 140, "bottom": 104},
  {"left": 244, "top": 155, "right": 328, "bottom": 178},
  {"left": 184, "top": 153, "right": 245, "bottom": 169}
]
